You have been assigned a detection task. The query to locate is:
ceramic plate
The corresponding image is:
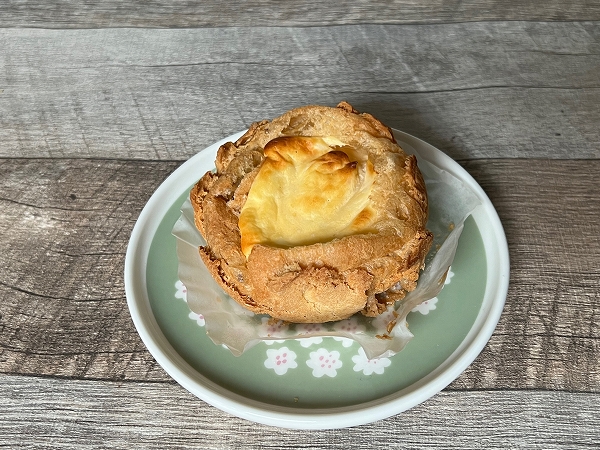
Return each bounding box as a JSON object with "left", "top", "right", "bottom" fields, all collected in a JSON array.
[{"left": 125, "top": 130, "right": 509, "bottom": 429}]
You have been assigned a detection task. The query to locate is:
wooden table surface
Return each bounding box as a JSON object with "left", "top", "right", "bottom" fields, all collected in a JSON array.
[{"left": 1, "top": 1, "right": 599, "bottom": 448}]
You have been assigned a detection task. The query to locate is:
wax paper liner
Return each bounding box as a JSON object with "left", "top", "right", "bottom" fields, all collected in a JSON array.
[{"left": 173, "top": 132, "right": 481, "bottom": 359}]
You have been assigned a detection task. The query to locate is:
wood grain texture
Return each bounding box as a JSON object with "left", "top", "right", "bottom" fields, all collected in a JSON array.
[
  {"left": 448, "top": 159, "right": 600, "bottom": 392},
  {"left": 0, "top": 159, "right": 179, "bottom": 382},
  {"left": 2, "top": 0, "right": 600, "bottom": 28},
  {"left": 1, "top": 23, "right": 599, "bottom": 160},
  {"left": 1, "top": 375, "right": 598, "bottom": 449},
  {"left": 0, "top": 158, "right": 598, "bottom": 392}
]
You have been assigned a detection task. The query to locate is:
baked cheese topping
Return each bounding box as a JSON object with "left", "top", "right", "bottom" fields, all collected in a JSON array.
[{"left": 239, "top": 136, "right": 376, "bottom": 258}]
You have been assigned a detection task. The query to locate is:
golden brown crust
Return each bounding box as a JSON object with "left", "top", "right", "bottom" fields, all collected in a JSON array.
[{"left": 190, "top": 102, "right": 433, "bottom": 323}]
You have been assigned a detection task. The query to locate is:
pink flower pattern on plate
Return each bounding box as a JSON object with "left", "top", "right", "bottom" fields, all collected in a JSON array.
[
  {"left": 264, "top": 347, "right": 298, "bottom": 375},
  {"left": 174, "top": 280, "right": 187, "bottom": 302},
  {"left": 306, "top": 348, "right": 342, "bottom": 378},
  {"left": 411, "top": 297, "right": 439, "bottom": 315},
  {"left": 297, "top": 323, "right": 325, "bottom": 334},
  {"left": 333, "top": 317, "right": 366, "bottom": 334},
  {"left": 188, "top": 311, "right": 205, "bottom": 327},
  {"left": 175, "top": 264, "right": 459, "bottom": 376},
  {"left": 352, "top": 347, "right": 391, "bottom": 375},
  {"left": 332, "top": 337, "right": 355, "bottom": 348},
  {"left": 409, "top": 266, "right": 455, "bottom": 315},
  {"left": 297, "top": 336, "right": 323, "bottom": 348},
  {"left": 259, "top": 317, "right": 289, "bottom": 339}
]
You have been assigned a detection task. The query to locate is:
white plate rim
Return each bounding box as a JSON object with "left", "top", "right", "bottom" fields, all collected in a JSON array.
[{"left": 125, "top": 130, "right": 509, "bottom": 430}]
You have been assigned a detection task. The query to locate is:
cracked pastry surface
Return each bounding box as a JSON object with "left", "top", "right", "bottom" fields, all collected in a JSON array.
[{"left": 191, "top": 102, "right": 433, "bottom": 323}]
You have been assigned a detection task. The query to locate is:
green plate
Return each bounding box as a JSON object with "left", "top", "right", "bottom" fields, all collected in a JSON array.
[{"left": 125, "top": 130, "right": 509, "bottom": 429}]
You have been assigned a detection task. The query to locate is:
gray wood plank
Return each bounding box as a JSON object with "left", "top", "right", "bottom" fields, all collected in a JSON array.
[
  {"left": 1, "top": 375, "right": 598, "bottom": 449},
  {"left": 0, "top": 159, "right": 179, "bottom": 382},
  {"left": 450, "top": 159, "right": 600, "bottom": 391},
  {"left": 1, "top": 23, "right": 599, "bottom": 160},
  {"left": 0, "top": 159, "right": 598, "bottom": 391},
  {"left": 1, "top": 0, "right": 600, "bottom": 28}
]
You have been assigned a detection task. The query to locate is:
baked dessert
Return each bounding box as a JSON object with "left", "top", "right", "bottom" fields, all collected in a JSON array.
[{"left": 190, "top": 102, "right": 433, "bottom": 323}]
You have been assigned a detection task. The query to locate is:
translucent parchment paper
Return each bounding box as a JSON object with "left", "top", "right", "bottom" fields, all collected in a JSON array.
[{"left": 172, "top": 136, "right": 481, "bottom": 359}]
